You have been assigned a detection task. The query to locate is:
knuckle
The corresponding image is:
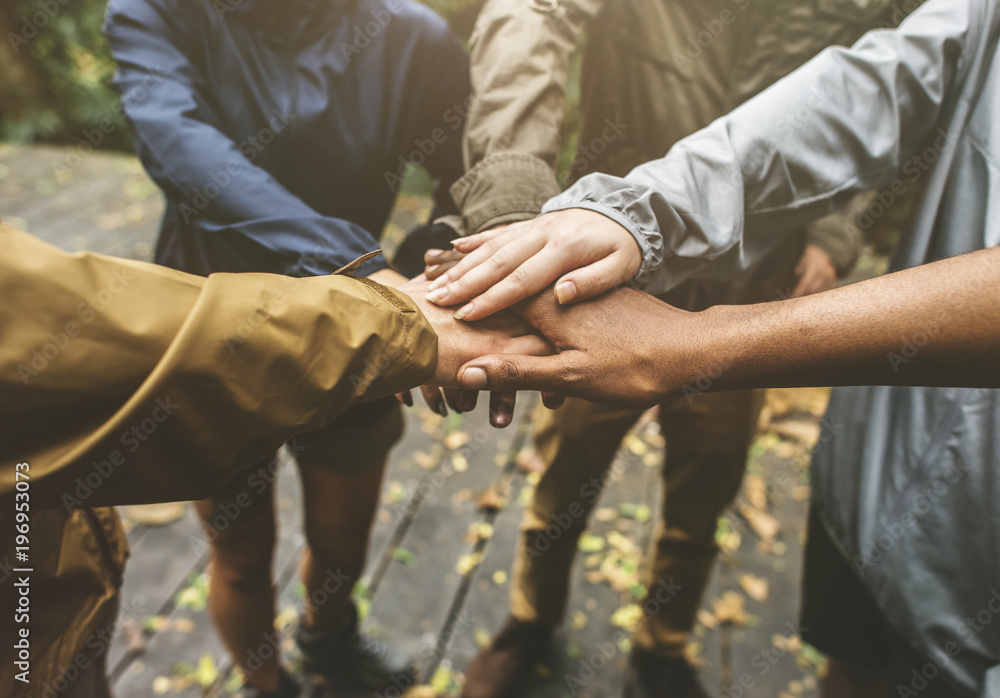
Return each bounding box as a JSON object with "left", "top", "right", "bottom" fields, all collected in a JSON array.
[
  {"left": 507, "top": 265, "right": 533, "bottom": 289},
  {"left": 485, "top": 248, "right": 512, "bottom": 274},
  {"left": 498, "top": 360, "right": 525, "bottom": 385}
]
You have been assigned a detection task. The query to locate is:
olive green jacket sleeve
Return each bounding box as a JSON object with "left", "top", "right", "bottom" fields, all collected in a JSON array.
[
  {"left": 450, "top": 0, "right": 603, "bottom": 235},
  {"left": 0, "top": 225, "right": 436, "bottom": 507}
]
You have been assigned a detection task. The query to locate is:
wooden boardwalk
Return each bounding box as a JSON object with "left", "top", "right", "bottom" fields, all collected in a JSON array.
[{"left": 2, "top": 144, "right": 827, "bottom": 698}]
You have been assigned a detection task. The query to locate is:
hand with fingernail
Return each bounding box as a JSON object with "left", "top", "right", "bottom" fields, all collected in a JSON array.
[
  {"left": 396, "top": 276, "right": 554, "bottom": 427},
  {"left": 423, "top": 209, "right": 641, "bottom": 323}
]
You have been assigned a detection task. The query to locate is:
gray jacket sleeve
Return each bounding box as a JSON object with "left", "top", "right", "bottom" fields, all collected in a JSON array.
[{"left": 542, "top": 0, "right": 989, "bottom": 294}]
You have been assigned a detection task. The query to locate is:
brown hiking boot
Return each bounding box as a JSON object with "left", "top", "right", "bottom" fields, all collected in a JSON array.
[
  {"left": 461, "top": 616, "right": 553, "bottom": 698},
  {"left": 629, "top": 647, "right": 710, "bottom": 698}
]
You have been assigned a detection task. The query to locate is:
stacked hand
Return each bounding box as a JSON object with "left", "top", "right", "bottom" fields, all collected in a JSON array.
[
  {"left": 423, "top": 209, "right": 641, "bottom": 320},
  {"left": 452, "top": 286, "right": 708, "bottom": 410},
  {"left": 391, "top": 275, "right": 553, "bottom": 426}
]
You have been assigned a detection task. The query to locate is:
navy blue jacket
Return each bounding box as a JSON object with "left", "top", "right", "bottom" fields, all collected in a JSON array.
[{"left": 106, "top": 0, "right": 469, "bottom": 277}]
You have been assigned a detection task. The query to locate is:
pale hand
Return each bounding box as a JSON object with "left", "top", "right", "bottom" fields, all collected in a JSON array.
[
  {"left": 397, "top": 276, "right": 553, "bottom": 426},
  {"left": 424, "top": 209, "right": 642, "bottom": 322}
]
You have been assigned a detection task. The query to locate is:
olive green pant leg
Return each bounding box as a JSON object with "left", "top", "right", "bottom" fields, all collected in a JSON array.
[
  {"left": 510, "top": 398, "right": 643, "bottom": 627},
  {"left": 633, "top": 389, "right": 765, "bottom": 657}
]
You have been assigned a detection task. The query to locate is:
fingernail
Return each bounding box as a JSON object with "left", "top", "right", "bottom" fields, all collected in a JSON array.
[
  {"left": 450, "top": 239, "right": 462, "bottom": 247},
  {"left": 461, "top": 367, "right": 488, "bottom": 389},
  {"left": 428, "top": 274, "right": 449, "bottom": 292},
  {"left": 426, "top": 286, "right": 449, "bottom": 303},
  {"left": 426, "top": 248, "right": 443, "bottom": 258},
  {"left": 554, "top": 280, "right": 577, "bottom": 305},
  {"left": 491, "top": 408, "right": 511, "bottom": 428},
  {"left": 453, "top": 302, "right": 474, "bottom": 320},
  {"left": 436, "top": 402, "right": 448, "bottom": 417}
]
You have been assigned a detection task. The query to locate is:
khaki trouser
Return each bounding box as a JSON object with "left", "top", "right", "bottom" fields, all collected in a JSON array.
[
  {"left": 511, "top": 390, "right": 763, "bottom": 657},
  {"left": 1, "top": 507, "right": 127, "bottom": 698}
]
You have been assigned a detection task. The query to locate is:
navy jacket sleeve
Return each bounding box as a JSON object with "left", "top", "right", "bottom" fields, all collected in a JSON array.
[{"left": 105, "top": 0, "right": 389, "bottom": 277}]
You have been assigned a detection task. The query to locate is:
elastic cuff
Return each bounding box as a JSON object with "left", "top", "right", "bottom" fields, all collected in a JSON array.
[
  {"left": 541, "top": 199, "right": 660, "bottom": 290},
  {"left": 450, "top": 152, "right": 561, "bottom": 235}
]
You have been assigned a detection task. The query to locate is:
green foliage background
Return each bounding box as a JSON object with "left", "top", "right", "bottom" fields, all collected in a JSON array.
[
  {"left": 0, "top": 0, "right": 491, "bottom": 150},
  {"left": 1, "top": 0, "right": 126, "bottom": 146}
]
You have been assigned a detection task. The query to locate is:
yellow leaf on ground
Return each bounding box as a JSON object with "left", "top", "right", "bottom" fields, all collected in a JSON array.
[
  {"left": 738, "top": 573, "right": 770, "bottom": 602},
  {"left": 711, "top": 591, "right": 748, "bottom": 626}
]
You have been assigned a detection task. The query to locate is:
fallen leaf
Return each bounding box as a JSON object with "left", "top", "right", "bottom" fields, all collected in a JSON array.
[
  {"left": 578, "top": 533, "right": 605, "bottom": 553},
  {"left": 444, "top": 431, "right": 470, "bottom": 450},
  {"left": 476, "top": 487, "right": 506, "bottom": 513},
  {"left": 738, "top": 573, "right": 770, "bottom": 602},
  {"left": 739, "top": 503, "right": 781, "bottom": 543},
  {"left": 697, "top": 609, "right": 719, "bottom": 629},
  {"left": 610, "top": 604, "right": 642, "bottom": 631},
  {"left": 456, "top": 552, "right": 484, "bottom": 575},
  {"left": 711, "top": 591, "right": 748, "bottom": 626},
  {"left": 465, "top": 521, "right": 494, "bottom": 544},
  {"left": 392, "top": 548, "right": 417, "bottom": 565},
  {"left": 516, "top": 449, "right": 545, "bottom": 473}
]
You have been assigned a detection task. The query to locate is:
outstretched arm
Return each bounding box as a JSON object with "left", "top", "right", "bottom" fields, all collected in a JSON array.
[
  {"left": 429, "top": 0, "right": 991, "bottom": 318},
  {"left": 457, "top": 246, "right": 1000, "bottom": 408},
  {"left": 0, "top": 226, "right": 547, "bottom": 507}
]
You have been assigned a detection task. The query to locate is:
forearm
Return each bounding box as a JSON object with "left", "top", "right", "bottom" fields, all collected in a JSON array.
[
  {"left": 694, "top": 247, "right": 1000, "bottom": 393},
  {"left": 544, "top": 0, "right": 982, "bottom": 294},
  {"left": 0, "top": 228, "right": 436, "bottom": 506}
]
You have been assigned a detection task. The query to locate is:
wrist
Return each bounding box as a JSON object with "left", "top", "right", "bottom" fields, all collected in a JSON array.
[
  {"left": 666, "top": 304, "right": 756, "bottom": 397},
  {"left": 367, "top": 268, "right": 408, "bottom": 288}
]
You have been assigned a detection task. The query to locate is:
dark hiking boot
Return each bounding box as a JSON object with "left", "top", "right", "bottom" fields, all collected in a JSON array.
[
  {"left": 461, "top": 616, "right": 554, "bottom": 698},
  {"left": 296, "top": 603, "right": 417, "bottom": 692},
  {"left": 630, "top": 647, "right": 710, "bottom": 698}
]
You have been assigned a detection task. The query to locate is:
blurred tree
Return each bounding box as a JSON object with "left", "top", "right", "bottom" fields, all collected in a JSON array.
[{"left": 1, "top": 0, "right": 130, "bottom": 149}]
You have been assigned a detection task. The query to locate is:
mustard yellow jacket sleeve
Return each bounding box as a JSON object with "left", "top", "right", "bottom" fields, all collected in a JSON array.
[{"left": 0, "top": 225, "right": 436, "bottom": 507}]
